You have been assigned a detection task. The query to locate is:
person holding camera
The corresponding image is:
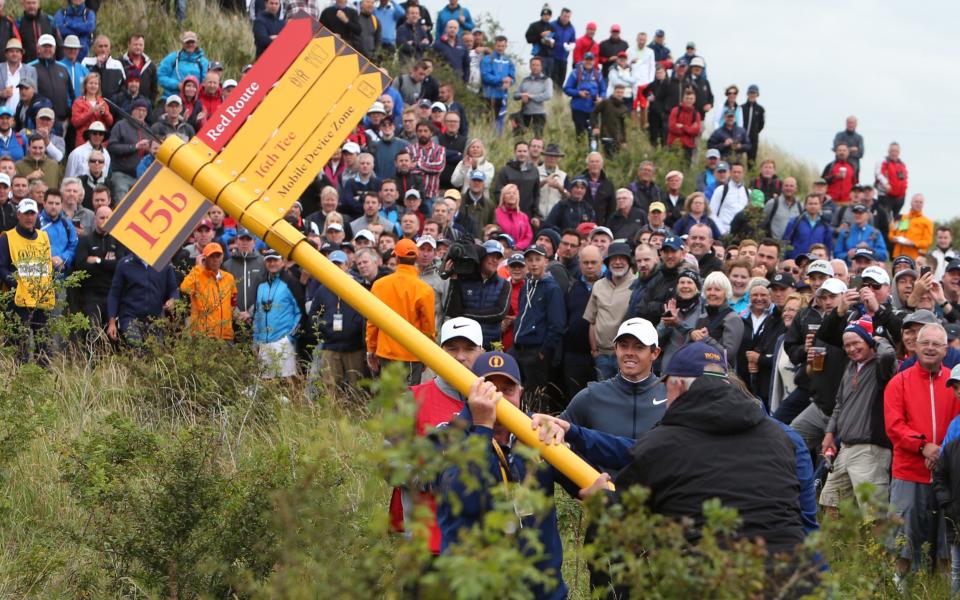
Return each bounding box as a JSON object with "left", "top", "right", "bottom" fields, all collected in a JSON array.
[
  {"left": 444, "top": 239, "right": 510, "bottom": 350},
  {"left": 252, "top": 250, "right": 303, "bottom": 381}
]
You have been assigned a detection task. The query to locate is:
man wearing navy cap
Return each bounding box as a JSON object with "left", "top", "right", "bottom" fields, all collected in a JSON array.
[
  {"left": 436, "top": 350, "right": 572, "bottom": 600},
  {"left": 562, "top": 50, "right": 604, "bottom": 137},
  {"left": 459, "top": 169, "right": 494, "bottom": 238},
  {"left": 224, "top": 227, "right": 265, "bottom": 318},
  {"left": 834, "top": 204, "right": 887, "bottom": 264}
]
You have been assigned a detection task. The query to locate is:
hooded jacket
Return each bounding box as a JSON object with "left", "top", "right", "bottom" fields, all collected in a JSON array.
[
  {"left": 885, "top": 362, "right": 960, "bottom": 483},
  {"left": 157, "top": 46, "right": 209, "bottom": 99},
  {"left": 252, "top": 274, "right": 302, "bottom": 344},
  {"left": 445, "top": 274, "right": 510, "bottom": 347},
  {"left": 179, "top": 265, "right": 237, "bottom": 340},
  {"left": 224, "top": 250, "right": 265, "bottom": 313},
  {"left": 54, "top": 3, "right": 95, "bottom": 59},
  {"left": 366, "top": 263, "right": 435, "bottom": 361},
  {"left": 889, "top": 209, "right": 933, "bottom": 261},
  {"left": 513, "top": 273, "right": 565, "bottom": 359},
  {"left": 783, "top": 213, "right": 832, "bottom": 260},
  {"left": 562, "top": 63, "right": 605, "bottom": 113},
  {"left": 562, "top": 373, "right": 667, "bottom": 442},
  {"left": 614, "top": 374, "right": 805, "bottom": 554},
  {"left": 39, "top": 208, "right": 78, "bottom": 269},
  {"left": 479, "top": 50, "right": 514, "bottom": 100}
]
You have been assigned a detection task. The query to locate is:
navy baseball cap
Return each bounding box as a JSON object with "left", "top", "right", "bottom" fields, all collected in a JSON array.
[
  {"left": 660, "top": 342, "right": 727, "bottom": 380},
  {"left": 236, "top": 226, "right": 254, "bottom": 239},
  {"left": 892, "top": 255, "right": 916, "bottom": 270},
  {"left": 472, "top": 351, "right": 521, "bottom": 384},
  {"left": 661, "top": 236, "right": 684, "bottom": 251},
  {"left": 852, "top": 248, "right": 875, "bottom": 261},
  {"left": 770, "top": 272, "right": 796, "bottom": 289}
]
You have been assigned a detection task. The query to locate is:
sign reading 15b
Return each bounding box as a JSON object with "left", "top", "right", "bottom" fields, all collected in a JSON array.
[{"left": 109, "top": 161, "right": 209, "bottom": 266}]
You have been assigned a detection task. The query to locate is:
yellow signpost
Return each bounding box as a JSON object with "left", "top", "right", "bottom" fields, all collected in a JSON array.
[{"left": 107, "top": 18, "right": 607, "bottom": 491}]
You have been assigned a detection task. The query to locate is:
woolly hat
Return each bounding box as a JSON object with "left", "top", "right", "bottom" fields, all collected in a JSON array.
[{"left": 843, "top": 316, "right": 876, "bottom": 349}]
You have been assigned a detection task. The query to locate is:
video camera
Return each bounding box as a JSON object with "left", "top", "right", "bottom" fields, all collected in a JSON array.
[{"left": 439, "top": 239, "right": 482, "bottom": 280}]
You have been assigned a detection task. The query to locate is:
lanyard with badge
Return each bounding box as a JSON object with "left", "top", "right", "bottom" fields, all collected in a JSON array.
[
  {"left": 332, "top": 299, "right": 343, "bottom": 332},
  {"left": 491, "top": 436, "right": 535, "bottom": 528}
]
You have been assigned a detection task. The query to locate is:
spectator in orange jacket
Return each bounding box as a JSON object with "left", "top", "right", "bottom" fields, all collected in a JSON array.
[
  {"left": 667, "top": 87, "right": 700, "bottom": 160},
  {"left": 366, "top": 238, "right": 436, "bottom": 384},
  {"left": 179, "top": 242, "right": 238, "bottom": 341},
  {"left": 889, "top": 193, "right": 933, "bottom": 261}
]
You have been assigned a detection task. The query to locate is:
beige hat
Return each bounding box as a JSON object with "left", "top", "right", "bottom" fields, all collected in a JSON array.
[
  {"left": 180, "top": 31, "right": 198, "bottom": 43},
  {"left": 5, "top": 38, "right": 22, "bottom": 51},
  {"left": 36, "top": 107, "right": 55, "bottom": 121}
]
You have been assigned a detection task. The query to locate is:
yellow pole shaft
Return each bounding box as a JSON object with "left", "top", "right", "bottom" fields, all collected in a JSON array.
[{"left": 158, "top": 136, "right": 606, "bottom": 490}]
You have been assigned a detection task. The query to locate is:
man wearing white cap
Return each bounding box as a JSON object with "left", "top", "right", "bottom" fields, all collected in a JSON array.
[
  {"left": 0, "top": 197, "right": 54, "bottom": 361},
  {"left": 388, "top": 316, "right": 485, "bottom": 555},
  {"left": 30, "top": 33, "right": 70, "bottom": 122},
  {"left": 150, "top": 94, "right": 195, "bottom": 140},
  {"left": 561, "top": 317, "right": 667, "bottom": 440}
]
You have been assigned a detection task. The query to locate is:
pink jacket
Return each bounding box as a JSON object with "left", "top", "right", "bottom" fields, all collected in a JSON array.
[{"left": 495, "top": 205, "right": 532, "bottom": 250}]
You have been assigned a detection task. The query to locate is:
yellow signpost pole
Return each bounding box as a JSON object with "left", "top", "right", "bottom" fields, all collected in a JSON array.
[{"left": 154, "top": 134, "right": 606, "bottom": 491}]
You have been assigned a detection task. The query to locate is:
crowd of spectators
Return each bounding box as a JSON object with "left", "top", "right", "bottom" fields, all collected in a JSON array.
[{"left": 1, "top": 0, "right": 959, "bottom": 596}]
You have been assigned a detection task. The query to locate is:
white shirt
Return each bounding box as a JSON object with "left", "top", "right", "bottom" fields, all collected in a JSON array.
[
  {"left": 709, "top": 181, "right": 748, "bottom": 236},
  {"left": 4, "top": 63, "right": 20, "bottom": 111},
  {"left": 537, "top": 164, "right": 567, "bottom": 219},
  {"left": 628, "top": 46, "right": 656, "bottom": 87},
  {"left": 65, "top": 142, "right": 112, "bottom": 178},
  {"left": 750, "top": 310, "right": 767, "bottom": 335}
]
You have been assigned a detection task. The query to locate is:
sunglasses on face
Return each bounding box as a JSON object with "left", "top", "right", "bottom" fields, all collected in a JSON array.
[
  {"left": 89, "top": 159, "right": 104, "bottom": 163},
  {"left": 861, "top": 282, "right": 883, "bottom": 290}
]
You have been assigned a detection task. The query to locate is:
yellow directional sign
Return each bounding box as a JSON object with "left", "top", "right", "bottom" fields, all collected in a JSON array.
[
  {"left": 236, "top": 48, "right": 363, "bottom": 194},
  {"left": 257, "top": 59, "right": 386, "bottom": 217},
  {"left": 107, "top": 161, "right": 209, "bottom": 266},
  {"left": 107, "top": 21, "right": 608, "bottom": 491},
  {"left": 214, "top": 33, "right": 340, "bottom": 175}
]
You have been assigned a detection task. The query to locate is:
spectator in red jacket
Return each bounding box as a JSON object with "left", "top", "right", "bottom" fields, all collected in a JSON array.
[
  {"left": 667, "top": 87, "right": 700, "bottom": 160},
  {"left": 572, "top": 21, "right": 598, "bottom": 66},
  {"left": 70, "top": 71, "right": 113, "bottom": 147},
  {"left": 885, "top": 323, "right": 960, "bottom": 580},
  {"left": 822, "top": 143, "right": 856, "bottom": 204},
  {"left": 196, "top": 70, "right": 222, "bottom": 126},
  {"left": 875, "top": 141, "right": 909, "bottom": 216}
]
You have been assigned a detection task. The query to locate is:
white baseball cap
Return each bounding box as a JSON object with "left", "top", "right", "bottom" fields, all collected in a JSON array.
[
  {"left": 342, "top": 141, "right": 361, "bottom": 154},
  {"left": 614, "top": 317, "right": 659, "bottom": 347},
  {"left": 17, "top": 198, "right": 38, "bottom": 213},
  {"left": 353, "top": 229, "right": 376, "bottom": 243},
  {"left": 806, "top": 259, "right": 834, "bottom": 277},
  {"left": 223, "top": 78, "right": 238, "bottom": 88},
  {"left": 861, "top": 265, "right": 891, "bottom": 286},
  {"left": 0, "top": 173, "right": 11, "bottom": 186},
  {"left": 37, "top": 34, "right": 56, "bottom": 47},
  {"left": 416, "top": 234, "right": 437, "bottom": 248},
  {"left": 440, "top": 317, "right": 483, "bottom": 348},
  {"left": 165, "top": 94, "right": 183, "bottom": 106},
  {"left": 815, "top": 278, "right": 848, "bottom": 296}
]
